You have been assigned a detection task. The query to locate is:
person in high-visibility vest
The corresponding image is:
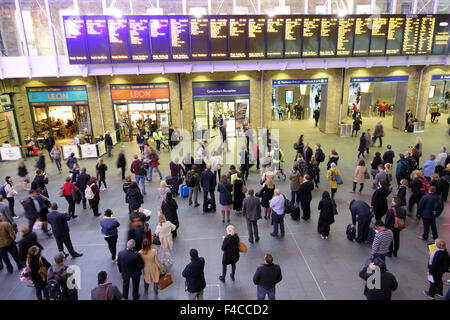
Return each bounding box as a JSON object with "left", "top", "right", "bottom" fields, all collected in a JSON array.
[
  {"left": 152, "top": 128, "right": 163, "bottom": 152},
  {"left": 270, "top": 145, "right": 286, "bottom": 180}
]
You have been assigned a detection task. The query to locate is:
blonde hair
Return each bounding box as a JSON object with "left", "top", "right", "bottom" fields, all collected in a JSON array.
[
  {"left": 412, "top": 170, "right": 422, "bottom": 178},
  {"left": 384, "top": 163, "right": 392, "bottom": 174},
  {"left": 16, "top": 158, "right": 25, "bottom": 168},
  {"left": 431, "top": 173, "right": 440, "bottom": 181},
  {"left": 98, "top": 157, "right": 104, "bottom": 164},
  {"left": 226, "top": 225, "right": 235, "bottom": 235},
  {"left": 435, "top": 239, "right": 446, "bottom": 250},
  {"left": 265, "top": 171, "right": 275, "bottom": 189},
  {"left": 158, "top": 214, "right": 166, "bottom": 226},
  {"left": 160, "top": 180, "right": 167, "bottom": 188}
]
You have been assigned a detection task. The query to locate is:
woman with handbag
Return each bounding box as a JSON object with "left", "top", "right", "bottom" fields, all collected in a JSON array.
[
  {"left": 317, "top": 191, "right": 335, "bottom": 239},
  {"left": 139, "top": 238, "right": 164, "bottom": 297},
  {"left": 219, "top": 225, "right": 240, "bottom": 282},
  {"left": 63, "top": 176, "right": 78, "bottom": 219},
  {"left": 87, "top": 177, "right": 100, "bottom": 217},
  {"left": 352, "top": 160, "right": 369, "bottom": 194},
  {"left": 232, "top": 172, "right": 246, "bottom": 215},
  {"left": 161, "top": 193, "right": 179, "bottom": 238},
  {"left": 155, "top": 214, "right": 176, "bottom": 265},
  {"left": 218, "top": 175, "right": 233, "bottom": 224},
  {"left": 27, "top": 245, "right": 51, "bottom": 300}
]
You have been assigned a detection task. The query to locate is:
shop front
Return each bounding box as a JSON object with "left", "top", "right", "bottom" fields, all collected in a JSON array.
[
  {"left": 427, "top": 74, "right": 450, "bottom": 123},
  {"left": 0, "top": 94, "right": 21, "bottom": 146},
  {"left": 193, "top": 80, "right": 250, "bottom": 138},
  {"left": 347, "top": 76, "right": 409, "bottom": 130},
  {"left": 27, "top": 86, "right": 92, "bottom": 143},
  {"left": 110, "top": 83, "right": 171, "bottom": 141}
]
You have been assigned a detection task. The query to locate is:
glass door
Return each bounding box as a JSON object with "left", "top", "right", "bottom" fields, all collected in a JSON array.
[
  {"left": 114, "top": 103, "right": 131, "bottom": 141},
  {"left": 75, "top": 105, "right": 91, "bottom": 136}
]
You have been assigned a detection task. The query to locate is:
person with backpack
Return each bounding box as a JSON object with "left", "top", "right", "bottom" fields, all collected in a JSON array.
[
  {"left": 76, "top": 168, "right": 91, "bottom": 210},
  {"left": 396, "top": 153, "right": 411, "bottom": 187},
  {"left": 26, "top": 245, "right": 51, "bottom": 300},
  {"left": 62, "top": 177, "right": 78, "bottom": 219},
  {"left": 91, "top": 271, "right": 123, "bottom": 300},
  {"left": 86, "top": 177, "right": 100, "bottom": 217},
  {"left": 130, "top": 155, "right": 146, "bottom": 195},
  {"left": 47, "top": 252, "right": 78, "bottom": 300},
  {"left": 2, "top": 176, "right": 18, "bottom": 219},
  {"left": 417, "top": 186, "right": 443, "bottom": 241},
  {"left": 423, "top": 239, "right": 450, "bottom": 300},
  {"left": 100, "top": 209, "right": 120, "bottom": 262},
  {"left": 96, "top": 158, "right": 108, "bottom": 191},
  {"left": 359, "top": 258, "right": 398, "bottom": 300},
  {"left": 326, "top": 163, "right": 342, "bottom": 200},
  {"left": 186, "top": 165, "right": 200, "bottom": 207},
  {"left": 385, "top": 197, "right": 407, "bottom": 257}
]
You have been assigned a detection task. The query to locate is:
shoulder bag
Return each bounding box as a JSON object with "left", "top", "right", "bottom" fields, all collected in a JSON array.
[
  {"left": 237, "top": 235, "right": 248, "bottom": 254},
  {"left": 158, "top": 271, "right": 173, "bottom": 290},
  {"left": 393, "top": 207, "right": 406, "bottom": 230}
]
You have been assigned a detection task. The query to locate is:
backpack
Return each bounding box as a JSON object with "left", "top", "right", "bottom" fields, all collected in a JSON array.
[
  {"left": 283, "top": 195, "right": 294, "bottom": 214},
  {"left": 186, "top": 172, "right": 195, "bottom": 187},
  {"left": 330, "top": 170, "right": 336, "bottom": 181},
  {"left": 346, "top": 224, "right": 356, "bottom": 241},
  {"left": 433, "top": 197, "right": 444, "bottom": 217},
  {"left": 138, "top": 163, "right": 147, "bottom": 176},
  {"left": 0, "top": 183, "right": 7, "bottom": 198},
  {"left": 316, "top": 150, "right": 325, "bottom": 163},
  {"left": 47, "top": 266, "right": 67, "bottom": 300},
  {"left": 85, "top": 184, "right": 95, "bottom": 200},
  {"left": 419, "top": 177, "right": 430, "bottom": 195}
]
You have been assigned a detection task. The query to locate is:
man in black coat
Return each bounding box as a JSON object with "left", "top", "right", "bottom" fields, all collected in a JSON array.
[
  {"left": 47, "top": 203, "right": 82, "bottom": 258},
  {"left": 253, "top": 254, "right": 282, "bottom": 300},
  {"left": 349, "top": 200, "right": 372, "bottom": 243},
  {"left": 200, "top": 165, "right": 216, "bottom": 213},
  {"left": 243, "top": 189, "right": 262, "bottom": 244},
  {"left": 105, "top": 131, "right": 113, "bottom": 157},
  {"left": 117, "top": 149, "right": 127, "bottom": 180},
  {"left": 303, "top": 142, "right": 313, "bottom": 164},
  {"left": 182, "top": 249, "right": 206, "bottom": 300},
  {"left": 17, "top": 226, "right": 43, "bottom": 264},
  {"left": 313, "top": 108, "right": 320, "bottom": 127},
  {"left": 117, "top": 239, "right": 143, "bottom": 300},
  {"left": 76, "top": 168, "right": 91, "bottom": 210},
  {"left": 297, "top": 175, "right": 315, "bottom": 221},
  {"left": 370, "top": 181, "right": 391, "bottom": 221},
  {"left": 359, "top": 258, "right": 398, "bottom": 300},
  {"left": 384, "top": 197, "right": 407, "bottom": 257},
  {"left": 424, "top": 239, "right": 450, "bottom": 299},
  {"left": 417, "top": 186, "right": 442, "bottom": 241},
  {"left": 382, "top": 145, "right": 395, "bottom": 165}
]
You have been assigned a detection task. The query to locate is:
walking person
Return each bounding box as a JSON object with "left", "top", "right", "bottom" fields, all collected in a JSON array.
[
  {"left": 218, "top": 175, "right": 233, "bottom": 224},
  {"left": 117, "top": 148, "right": 127, "bottom": 180},
  {"left": 62, "top": 177, "right": 78, "bottom": 219},
  {"left": 157, "top": 180, "right": 171, "bottom": 209},
  {"left": 253, "top": 254, "right": 283, "bottom": 300},
  {"left": 47, "top": 203, "right": 83, "bottom": 258},
  {"left": 96, "top": 158, "right": 108, "bottom": 190},
  {"left": 155, "top": 214, "right": 176, "bottom": 265},
  {"left": 104, "top": 131, "right": 113, "bottom": 157},
  {"left": 359, "top": 258, "right": 398, "bottom": 300},
  {"left": 117, "top": 239, "right": 143, "bottom": 300},
  {"left": 352, "top": 116, "right": 362, "bottom": 137},
  {"left": 365, "top": 129, "right": 372, "bottom": 155},
  {"left": 352, "top": 160, "right": 369, "bottom": 194},
  {"left": 357, "top": 132, "right": 366, "bottom": 158},
  {"left": 69, "top": 162, "right": 80, "bottom": 184},
  {"left": 385, "top": 197, "right": 407, "bottom": 257},
  {"left": 91, "top": 271, "right": 123, "bottom": 300},
  {"left": 139, "top": 238, "right": 164, "bottom": 297},
  {"left": 87, "top": 177, "right": 100, "bottom": 217},
  {"left": 298, "top": 174, "right": 315, "bottom": 221},
  {"left": 210, "top": 149, "right": 224, "bottom": 183},
  {"left": 200, "top": 164, "right": 217, "bottom": 213},
  {"left": 182, "top": 249, "right": 206, "bottom": 300},
  {"left": 219, "top": 225, "right": 240, "bottom": 282},
  {"left": 326, "top": 163, "right": 342, "bottom": 200},
  {"left": 0, "top": 213, "right": 23, "bottom": 273},
  {"left": 26, "top": 245, "right": 50, "bottom": 300},
  {"left": 76, "top": 168, "right": 90, "bottom": 210},
  {"left": 35, "top": 151, "right": 46, "bottom": 172},
  {"left": 31, "top": 169, "right": 49, "bottom": 198},
  {"left": 186, "top": 165, "right": 200, "bottom": 207},
  {"left": 100, "top": 209, "right": 120, "bottom": 262},
  {"left": 373, "top": 121, "right": 384, "bottom": 147},
  {"left": 233, "top": 172, "right": 246, "bottom": 214},
  {"left": 417, "top": 186, "right": 442, "bottom": 241},
  {"left": 23, "top": 190, "right": 52, "bottom": 237},
  {"left": 3, "top": 176, "right": 18, "bottom": 218},
  {"left": 126, "top": 182, "right": 143, "bottom": 212},
  {"left": 243, "top": 188, "right": 261, "bottom": 244},
  {"left": 148, "top": 148, "right": 163, "bottom": 181},
  {"left": 371, "top": 220, "right": 394, "bottom": 268},
  {"left": 16, "top": 158, "right": 30, "bottom": 190},
  {"left": 161, "top": 193, "right": 180, "bottom": 238},
  {"left": 270, "top": 189, "right": 286, "bottom": 237},
  {"left": 382, "top": 145, "right": 395, "bottom": 165},
  {"left": 43, "top": 132, "right": 55, "bottom": 159},
  {"left": 18, "top": 226, "right": 42, "bottom": 264},
  {"left": 349, "top": 200, "right": 372, "bottom": 243},
  {"left": 137, "top": 132, "right": 145, "bottom": 154},
  {"left": 66, "top": 152, "right": 77, "bottom": 170},
  {"left": 50, "top": 145, "right": 62, "bottom": 173},
  {"left": 370, "top": 152, "right": 383, "bottom": 179},
  {"left": 317, "top": 191, "right": 335, "bottom": 239},
  {"left": 130, "top": 155, "right": 146, "bottom": 195},
  {"left": 423, "top": 239, "right": 450, "bottom": 299}
]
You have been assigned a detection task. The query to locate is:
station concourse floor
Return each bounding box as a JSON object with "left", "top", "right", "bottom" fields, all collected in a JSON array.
[{"left": 0, "top": 115, "right": 449, "bottom": 300}]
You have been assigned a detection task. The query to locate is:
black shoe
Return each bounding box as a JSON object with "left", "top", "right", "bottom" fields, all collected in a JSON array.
[
  {"left": 219, "top": 276, "right": 225, "bottom": 282},
  {"left": 255, "top": 238, "right": 259, "bottom": 242},
  {"left": 194, "top": 203, "right": 200, "bottom": 207},
  {"left": 423, "top": 291, "right": 434, "bottom": 300},
  {"left": 393, "top": 252, "right": 398, "bottom": 257},
  {"left": 230, "top": 274, "right": 235, "bottom": 281},
  {"left": 249, "top": 239, "right": 254, "bottom": 244},
  {"left": 270, "top": 232, "right": 277, "bottom": 237},
  {"left": 47, "top": 232, "right": 53, "bottom": 238},
  {"left": 72, "top": 253, "right": 83, "bottom": 258},
  {"left": 64, "top": 253, "right": 70, "bottom": 259},
  {"left": 188, "top": 202, "right": 192, "bottom": 206},
  {"left": 7, "top": 269, "right": 13, "bottom": 274},
  {"left": 72, "top": 215, "right": 78, "bottom": 219}
]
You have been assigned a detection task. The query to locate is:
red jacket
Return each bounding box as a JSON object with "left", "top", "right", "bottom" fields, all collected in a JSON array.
[
  {"left": 380, "top": 103, "right": 387, "bottom": 111},
  {"left": 130, "top": 159, "right": 141, "bottom": 175},
  {"left": 63, "top": 182, "right": 77, "bottom": 196}
]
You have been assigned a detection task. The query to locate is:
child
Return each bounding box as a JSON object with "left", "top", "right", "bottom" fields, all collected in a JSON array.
[{"left": 397, "top": 179, "right": 408, "bottom": 211}]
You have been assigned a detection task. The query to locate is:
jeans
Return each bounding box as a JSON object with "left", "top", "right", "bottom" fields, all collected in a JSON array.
[
  {"left": 389, "top": 229, "right": 401, "bottom": 256},
  {"left": 246, "top": 219, "right": 259, "bottom": 242},
  {"left": 35, "top": 287, "right": 49, "bottom": 299},
  {"left": 0, "top": 242, "right": 22, "bottom": 272},
  {"left": 357, "top": 150, "right": 365, "bottom": 158},
  {"left": 156, "top": 140, "right": 161, "bottom": 151},
  {"left": 257, "top": 286, "right": 276, "bottom": 300},
  {"left": 104, "top": 235, "right": 118, "bottom": 260},
  {"left": 189, "top": 186, "right": 199, "bottom": 204},
  {"left": 55, "top": 234, "right": 77, "bottom": 256},
  {"left": 107, "top": 145, "right": 112, "bottom": 157},
  {"left": 373, "top": 136, "right": 382, "bottom": 147},
  {"left": 272, "top": 213, "right": 285, "bottom": 236},
  {"left": 374, "top": 253, "right": 387, "bottom": 269},
  {"left": 135, "top": 175, "right": 146, "bottom": 195},
  {"left": 120, "top": 166, "right": 126, "bottom": 180},
  {"left": 149, "top": 166, "right": 163, "bottom": 181},
  {"left": 6, "top": 197, "right": 15, "bottom": 217},
  {"left": 422, "top": 218, "right": 438, "bottom": 240},
  {"left": 291, "top": 191, "right": 297, "bottom": 204},
  {"left": 188, "top": 290, "right": 204, "bottom": 300},
  {"left": 122, "top": 274, "right": 140, "bottom": 300},
  {"left": 55, "top": 159, "right": 62, "bottom": 172}
]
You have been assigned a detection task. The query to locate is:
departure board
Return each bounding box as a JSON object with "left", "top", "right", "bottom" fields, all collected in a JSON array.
[
  {"left": 386, "top": 17, "right": 404, "bottom": 55},
  {"left": 85, "top": 16, "right": 110, "bottom": 63},
  {"left": 336, "top": 17, "right": 355, "bottom": 56},
  {"left": 369, "top": 17, "right": 388, "bottom": 55},
  {"left": 170, "top": 17, "right": 190, "bottom": 60},
  {"left": 107, "top": 16, "right": 130, "bottom": 62},
  {"left": 63, "top": 16, "right": 89, "bottom": 64},
  {"left": 229, "top": 18, "right": 247, "bottom": 59},
  {"left": 128, "top": 16, "right": 150, "bottom": 62},
  {"left": 402, "top": 16, "right": 421, "bottom": 55},
  {"left": 320, "top": 17, "right": 338, "bottom": 56},
  {"left": 303, "top": 18, "right": 320, "bottom": 57},
  {"left": 248, "top": 17, "right": 266, "bottom": 59},
  {"left": 210, "top": 17, "right": 228, "bottom": 59},
  {"left": 266, "top": 18, "right": 284, "bottom": 58},
  {"left": 417, "top": 16, "right": 435, "bottom": 54},
  {"left": 190, "top": 18, "right": 209, "bottom": 59},
  {"left": 150, "top": 18, "right": 170, "bottom": 60},
  {"left": 353, "top": 17, "right": 370, "bottom": 56},
  {"left": 432, "top": 15, "right": 450, "bottom": 55},
  {"left": 284, "top": 17, "right": 302, "bottom": 58}
]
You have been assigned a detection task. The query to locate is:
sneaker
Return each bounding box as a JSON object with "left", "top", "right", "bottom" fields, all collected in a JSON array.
[
  {"left": 320, "top": 235, "right": 325, "bottom": 239},
  {"left": 423, "top": 291, "right": 434, "bottom": 300}
]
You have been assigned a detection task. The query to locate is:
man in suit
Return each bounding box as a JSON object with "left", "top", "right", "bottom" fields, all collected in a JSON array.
[
  {"left": 200, "top": 164, "right": 216, "bottom": 213},
  {"left": 417, "top": 186, "right": 442, "bottom": 241},
  {"left": 303, "top": 142, "right": 313, "bottom": 164},
  {"left": 348, "top": 200, "right": 372, "bottom": 243},
  {"left": 47, "top": 203, "right": 82, "bottom": 258},
  {"left": 76, "top": 168, "right": 91, "bottom": 210},
  {"left": 243, "top": 189, "right": 262, "bottom": 244},
  {"left": 0, "top": 213, "right": 23, "bottom": 273},
  {"left": 117, "top": 239, "right": 143, "bottom": 300},
  {"left": 298, "top": 175, "right": 315, "bottom": 221}
]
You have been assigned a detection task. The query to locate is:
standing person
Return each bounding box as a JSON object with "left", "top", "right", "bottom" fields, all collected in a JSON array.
[
  {"left": 397, "top": 179, "right": 408, "bottom": 209},
  {"left": 371, "top": 181, "right": 391, "bottom": 221},
  {"left": 186, "top": 165, "right": 200, "bottom": 207},
  {"left": 137, "top": 132, "right": 145, "bottom": 154},
  {"left": 91, "top": 271, "right": 123, "bottom": 300},
  {"left": 317, "top": 191, "right": 335, "bottom": 239},
  {"left": 157, "top": 181, "right": 171, "bottom": 209},
  {"left": 257, "top": 175, "right": 275, "bottom": 220},
  {"left": 66, "top": 153, "right": 77, "bottom": 170},
  {"left": 62, "top": 177, "right": 78, "bottom": 219},
  {"left": 3, "top": 176, "right": 18, "bottom": 218},
  {"left": 326, "top": 149, "right": 339, "bottom": 170},
  {"left": 295, "top": 134, "right": 304, "bottom": 156},
  {"left": 357, "top": 132, "right": 366, "bottom": 158},
  {"left": 326, "top": 163, "right": 342, "bottom": 200},
  {"left": 364, "top": 129, "right": 372, "bottom": 156},
  {"left": 169, "top": 158, "right": 185, "bottom": 196},
  {"left": 233, "top": 172, "right": 246, "bottom": 215},
  {"left": 371, "top": 220, "right": 394, "bottom": 268},
  {"left": 117, "top": 148, "right": 127, "bottom": 180},
  {"left": 352, "top": 160, "right": 369, "bottom": 194},
  {"left": 117, "top": 239, "right": 143, "bottom": 300},
  {"left": 76, "top": 168, "right": 91, "bottom": 210},
  {"left": 269, "top": 189, "right": 285, "bottom": 237},
  {"left": 253, "top": 254, "right": 283, "bottom": 300},
  {"left": 155, "top": 214, "right": 176, "bottom": 265},
  {"left": 297, "top": 175, "right": 314, "bottom": 221},
  {"left": 382, "top": 145, "right": 395, "bottom": 165},
  {"left": 396, "top": 154, "right": 411, "bottom": 186},
  {"left": 352, "top": 117, "right": 362, "bottom": 137},
  {"left": 409, "top": 170, "right": 426, "bottom": 216},
  {"left": 100, "top": 209, "right": 120, "bottom": 262},
  {"left": 349, "top": 200, "right": 372, "bottom": 243},
  {"left": 370, "top": 152, "right": 383, "bottom": 179},
  {"left": 220, "top": 124, "right": 229, "bottom": 152},
  {"left": 182, "top": 249, "right": 206, "bottom": 300},
  {"left": 435, "top": 147, "right": 447, "bottom": 176},
  {"left": 182, "top": 152, "right": 194, "bottom": 173},
  {"left": 200, "top": 164, "right": 217, "bottom": 213},
  {"left": 139, "top": 238, "right": 163, "bottom": 297},
  {"left": 314, "top": 143, "right": 325, "bottom": 169},
  {"left": 87, "top": 177, "right": 100, "bottom": 217},
  {"left": 47, "top": 203, "right": 83, "bottom": 258},
  {"left": 417, "top": 186, "right": 442, "bottom": 241},
  {"left": 385, "top": 197, "right": 407, "bottom": 257},
  {"left": 47, "top": 252, "right": 79, "bottom": 300},
  {"left": 359, "top": 258, "right": 398, "bottom": 300},
  {"left": 379, "top": 101, "right": 387, "bottom": 117},
  {"left": 104, "top": 131, "right": 113, "bottom": 157},
  {"left": 218, "top": 175, "right": 233, "bottom": 224},
  {"left": 303, "top": 142, "right": 313, "bottom": 165},
  {"left": 219, "top": 225, "right": 240, "bottom": 282},
  {"left": 313, "top": 108, "right": 320, "bottom": 127},
  {"left": 35, "top": 151, "right": 46, "bottom": 172},
  {"left": 0, "top": 213, "right": 23, "bottom": 273},
  {"left": 17, "top": 158, "right": 30, "bottom": 190},
  {"left": 289, "top": 166, "right": 301, "bottom": 204},
  {"left": 243, "top": 188, "right": 261, "bottom": 244},
  {"left": 404, "top": 109, "right": 413, "bottom": 131},
  {"left": 18, "top": 226, "right": 42, "bottom": 264},
  {"left": 239, "top": 146, "right": 250, "bottom": 181},
  {"left": 69, "top": 162, "right": 80, "bottom": 184},
  {"left": 130, "top": 155, "right": 146, "bottom": 195},
  {"left": 424, "top": 154, "right": 436, "bottom": 180},
  {"left": 127, "top": 215, "right": 145, "bottom": 252},
  {"left": 423, "top": 239, "right": 450, "bottom": 299},
  {"left": 96, "top": 158, "right": 108, "bottom": 191},
  {"left": 210, "top": 149, "right": 224, "bottom": 183},
  {"left": 126, "top": 182, "right": 143, "bottom": 212},
  {"left": 161, "top": 193, "right": 180, "bottom": 238},
  {"left": 372, "top": 121, "right": 384, "bottom": 147},
  {"left": 152, "top": 127, "right": 163, "bottom": 152},
  {"left": 50, "top": 145, "right": 62, "bottom": 173},
  {"left": 26, "top": 245, "right": 51, "bottom": 300},
  {"left": 43, "top": 133, "right": 55, "bottom": 159}
]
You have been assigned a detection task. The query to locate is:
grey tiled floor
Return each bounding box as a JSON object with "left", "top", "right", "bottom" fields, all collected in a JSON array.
[{"left": 0, "top": 115, "right": 449, "bottom": 300}]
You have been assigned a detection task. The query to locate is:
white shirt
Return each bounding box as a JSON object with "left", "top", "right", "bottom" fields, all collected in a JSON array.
[
  {"left": 210, "top": 155, "right": 223, "bottom": 171},
  {"left": 436, "top": 152, "right": 447, "bottom": 167}
]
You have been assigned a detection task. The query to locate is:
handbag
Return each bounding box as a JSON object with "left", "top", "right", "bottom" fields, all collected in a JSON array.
[
  {"left": 364, "top": 171, "right": 370, "bottom": 180},
  {"left": 238, "top": 236, "right": 248, "bottom": 254},
  {"left": 38, "top": 257, "right": 48, "bottom": 282},
  {"left": 336, "top": 174, "right": 343, "bottom": 185},
  {"left": 393, "top": 207, "right": 406, "bottom": 230},
  {"left": 242, "top": 183, "right": 247, "bottom": 194},
  {"left": 20, "top": 266, "right": 32, "bottom": 282},
  {"left": 32, "top": 220, "right": 43, "bottom": 231},
  {"left": 152, "top": 235, "right": 161, "bottom": 246},
  {"left": 157, "top": 272, "right": 173, "bottom": 290}
]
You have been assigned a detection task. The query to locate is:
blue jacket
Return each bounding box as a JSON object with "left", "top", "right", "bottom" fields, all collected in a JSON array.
[
  {"left": 136, "top": 135, "right": 144, "bottom": 145},
  {"left": 217, "top": 182, "right": 233, "bottom": 205},
  {"left": 423, "top": 160, "right": 436, "bottom": 178},
  {"left": 350, "top": 200, "right": 372, "bottom": 225},
  {"left": 47, "top": 211, "right": 71, "bottom": 237},
  {"left": 100, "top": 217, "right": 120, "bottom": 237},
  {"left": 418, "top": 193, "right": 441, "bottom": 219},
  {"left": 200, "top": 170, "right": 216, "bottom": 192},
  {"left": 126, "top": 189, "right": 143, "bottom": 208},
  {"left": 67, "top": 156, "right": 77, "bottom": 169},
  {"left": 117, "top": 249, "right": 143, "bottom": 277},
  {"left": 182, "top": 257, "right": 206, "bottom": 293}
]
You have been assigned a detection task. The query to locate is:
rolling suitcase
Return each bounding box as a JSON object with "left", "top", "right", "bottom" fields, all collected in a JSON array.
[
  {"left": 204, "top": 198, "right": 213, "bottom": 213},
  {"left": 291, "top": 205, "right": 300, "bottom": 220},
  {"left": 346, "top": 224, "right": 356, "bottom": 241},
  {"left": 181, "top": 185, "right": 189, "bottom": 198}
]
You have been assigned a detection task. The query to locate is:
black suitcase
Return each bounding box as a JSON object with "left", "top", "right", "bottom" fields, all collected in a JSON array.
[
  {"left": 407, "top": 124, "right": 414, "bottom": 133},
  {"left": 291, "top": 205, "right": 300, "bottom": 220},
  {"left": 346, "top": 224, "right": 356, "bottom": 241},
  {"left": 367, "top": 227, "right": 378, "bottom": 245},
  {"left": 204, "top": 198, "right": 213, "bottom": 213}
]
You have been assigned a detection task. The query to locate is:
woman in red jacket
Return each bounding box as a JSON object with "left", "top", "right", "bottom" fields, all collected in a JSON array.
[
  {"left": 86, "top": 177, "right": 100, "bottom": 216},
  {"left": 63, "top": 176, "right": 78, "bottom": 219}
]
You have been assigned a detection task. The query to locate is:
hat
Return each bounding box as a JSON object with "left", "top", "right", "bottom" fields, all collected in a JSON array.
[
  {"left": 97, "top": 271, "right": 107, "bottom": 284},
  {"left": 330, "top": 163, "right": 337, "bottom": 168}
]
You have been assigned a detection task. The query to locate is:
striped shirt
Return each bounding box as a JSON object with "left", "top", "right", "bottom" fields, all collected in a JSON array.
[{"left": 371, "top": 228, "right": 393, "bottom": 256}]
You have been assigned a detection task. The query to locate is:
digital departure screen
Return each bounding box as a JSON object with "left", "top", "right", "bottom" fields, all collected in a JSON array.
[
  {"left": 63, "top": 16, "right": 89, "bottom": 64},
  {"left": 85, "top": 16, "right": 110, "bottom": 63},
  {"left": 336, "top": 17, "right": 355, "bottom": 56},
  {"left": 229, "top": 17, "right": 247, "bottom": 59},
  {"left": 369, "top": 17, "right": 388, "bottom": 56},
  {"left": 190, "top": 18, "right": 209, "bottom": 59},
  {"left": 284, "top": 17, "right": 302, "bottom": 58},
  {"left": 170, "top": 17, "right": 190, "bottom": 60},
  {"left": 266, "top": 18, "right": 284, "bottom": 58},
  {"left": 302, "top": 17, "right": 320, "bottom": 57},
  {"left": 386, "top": 17, "right": 404, "bottom": 55},
  {"left": 150, "top": 18, "right": 170, "bottom": 60},
  {"left": 107, "top": 16, "right": 130, "bottom": 63},
  {"left": 128, "top": 16, "right": 150, "bottom": 62},
  {"left": 402, "top": 16, "right": 421, "bottom": 55},
  {"left": 248, "top": 17, "right": 266, "bottom": 59},
  {"left": 432, "top": 15, "right": 450, "bottom": 55},
  {"left": 353, "top": 16, "right": 370, "bottom": 56},
  {"left": 320, "top": 17, "right": 338, "bottom": 56},
  {"left": 210, "top": 17, "right": 228, "bottom": 59},
  {"left": 417, "top": 16, "right": 435, "bottom": 55}
]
